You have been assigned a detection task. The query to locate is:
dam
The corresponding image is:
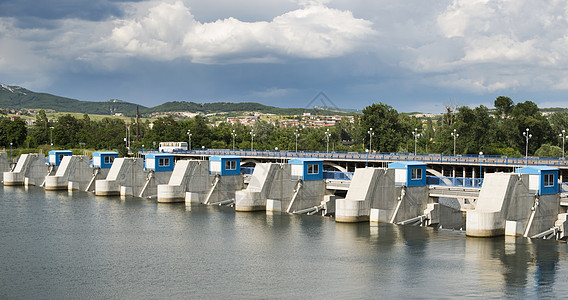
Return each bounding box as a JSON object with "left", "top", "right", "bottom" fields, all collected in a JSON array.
[{"left": 3, "top": 148, "right": 568, "bottom": 241}]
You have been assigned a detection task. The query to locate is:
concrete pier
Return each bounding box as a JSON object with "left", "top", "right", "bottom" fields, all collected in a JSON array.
[
  {"left": 0, "top": 152, "right": 10, "bottom": 183},
  {"left": 235, "top": 163, "right": 293, "bottom": 211},
  {"left": 157, "top": 160, "right": 209, "bottom": 203},
  {"left": 44, "top": 155, "right": 92, "bottom": 191},
  {"left": 4, "top": 153, "right": 48, "bottom": 186},
  {"left": 95, "top": 158, "right": 145, "bottom": 196},
  {"left": 466, "top": 169, "right": 561, "bottom": 238}
]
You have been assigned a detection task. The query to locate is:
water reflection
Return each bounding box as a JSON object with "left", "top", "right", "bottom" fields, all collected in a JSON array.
[{"left": 0, "top": 186, "right": 566, "bottom": 299}]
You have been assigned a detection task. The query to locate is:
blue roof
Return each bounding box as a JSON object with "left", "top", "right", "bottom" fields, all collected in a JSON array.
[
  {"left": 48, "top": 150, "right": 72, "bottom": 155},
  {"left": 516, "top": 166, "right": 558, "bottom": 174},
  {"left": 93, "top": 151, "right": 118, "bottom": 156},
  {"left": 288, "top": 158, "right": 323, "bottom": 164},
  {"left": 145, "top": 153, "right": 173, "bottom": 158},
  {"left": 388, "top": 161, "right": 426, "bottom": 169},
  {"left": 210, "top": 155, "right": 240, "bottom": 161}
]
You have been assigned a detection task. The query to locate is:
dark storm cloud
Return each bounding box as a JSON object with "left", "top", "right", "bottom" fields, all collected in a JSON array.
[{"left": 0, "top": 0, "right": 141, "bottom": 27}]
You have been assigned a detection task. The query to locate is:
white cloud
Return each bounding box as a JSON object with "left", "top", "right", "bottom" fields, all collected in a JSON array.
[{"left": 110, "top": 0, "right": 375, "bottom": 63}]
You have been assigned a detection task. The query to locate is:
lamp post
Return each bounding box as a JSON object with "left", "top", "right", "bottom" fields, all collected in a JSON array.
[
  {"left": 50, "top": 126, "right": 54, "bottom": 147},
  {"left": 187, "top": 129, "right": 192, "bottom": 151},
  {"left": 365, "top": 148, "right": 369, "bottom": 167},
  {"left": 451, "top": 129, "right": 459, "bottom": 156},
  {"left": 294, "top": 129, "right": 300, "bottom": 152},
  {"left": 275, "top": 147, "right": 278, "bottom": 163},
  {"left": 250, "top": 130, "right": 255, "bottom": 151},
  {"left": 479, "top": 151, "right": 483, "bottom": 185},
  {"left": 560, "top": 129, "right": 566, "bottom": 159},
  {"left": 10, "top": 142, "right": 12, "bottom": 163},
  {"left": 368, "top": 128, "right": 374, "bottom": 152},
  {"left": 523, "top": 128, "right": 532, "bottom": 165},
  {"left": 412, "top": 128, "right": 421, "bottom": 156},
  {"left": 231, "top": 130, "right": 237, "bottom": 150},
  {"left": 325, "top": 129, "right": 331, "bottom": 153},
  {"left": 142, "top": 144, "right": 144, "bottom": 154}
]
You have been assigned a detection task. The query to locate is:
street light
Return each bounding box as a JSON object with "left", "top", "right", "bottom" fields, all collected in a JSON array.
[
  {"left": 523, "top": 128, "right": 532, "bottom": 165},
  {"left": 231, "top": 130, "right": 237, "bottom": 150},
  {"left": 368, "top": 128, "right": 374, "bottom": 152},
  {"left": 250, "top": 130, "right": 255, "bottom": 151},
  {"left": 325, "top": 129, "right": 331, "bottom": 153},
  {"left": 451, "top": 129, "right": 459, "bottom": 156},
  {"left": 275, "top": 147, "right": 278, "bottom": 163},
  {"left": 186, "top": 129, "right": 192, "bottom": 151},
  {"left": 294, "top": 129, "right": 300, "bottom": 152},
  {"left": 412, "top": 128, "right": 421, "bottom": 156},
  {"left": 560, "top": 129, "right": 566, "bottom": 159},
  {"left": 479, "top": 151, "right": 483, "bottom": 185},
  {"left": 10, "top": 142, "right": 12, "bottom": 163}
]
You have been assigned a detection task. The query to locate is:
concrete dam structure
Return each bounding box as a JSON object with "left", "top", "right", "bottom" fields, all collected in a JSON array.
[
  {"left": 235, "top": 159, "right": 330, "bottom": 214},
  {"left": 0, "top": 152, "right": 10, "bottom": 183},
  {"left": 336, "top": 162, "right": 430, "bottom": 224},
  {"left": 4, "top": 153, "right": 49, "bottom": 186},
  {"left": 44, "top": 155, "right": 92, "bottom": 191},
  {"left": 467, "top": 167, "right": 562, "bottom": 238},
  {"left": 157, "top": 159, "right": 209, "bottom": 203},
  {"left": 4, "top": 146, "right": 568, "bottom": 242}
]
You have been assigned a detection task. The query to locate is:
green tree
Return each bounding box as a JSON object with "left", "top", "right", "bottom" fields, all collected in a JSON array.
[{"left": 359, "top": 103, "right": 406, "bottom": 152}]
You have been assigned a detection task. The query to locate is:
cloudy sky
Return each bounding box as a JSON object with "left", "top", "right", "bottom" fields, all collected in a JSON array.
[{"left": 1, "top": 0, "right": 568, "bottom": 113}]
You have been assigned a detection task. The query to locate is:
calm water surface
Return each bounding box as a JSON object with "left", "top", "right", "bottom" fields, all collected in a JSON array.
[{"left": 1, "top": 186, "right": 567, "bottom": 299}]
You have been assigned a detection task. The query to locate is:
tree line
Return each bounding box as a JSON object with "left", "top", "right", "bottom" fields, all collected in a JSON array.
[{"left": 1, "top": 96, "right": 568, "bottom": 158}]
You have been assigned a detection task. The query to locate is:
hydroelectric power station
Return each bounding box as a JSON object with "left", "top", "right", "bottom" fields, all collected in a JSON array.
[{"left": 3, "top": 148, "right": 568, "bottom": 241}]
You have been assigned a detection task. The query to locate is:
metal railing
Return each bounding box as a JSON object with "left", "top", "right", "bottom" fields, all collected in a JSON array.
[
  {"left": 139, "top": 148, "right": 568, "bottom": 169},
  {"left": 427, "top": 176, "right": 483, "bottom": 188}
]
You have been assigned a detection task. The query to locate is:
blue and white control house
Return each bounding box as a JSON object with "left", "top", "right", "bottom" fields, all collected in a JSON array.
[
  {"left": 144, "top": 153, "right": 175, "bottom": 172},
  {"left": 516, "top": 166, "right": 559, "bottom": 195},
  {"left": 209, "top": 155, "right": 241, "bottom": 176},
  {"left": 388, "top": 161, "right": 427, "bottom": 187},
  {"left": 92, "top": 151, "right": 119, "bottom": 169},
  {"left": 289, "top": 158, "right": 323, "bottom": 181},
  {"left": 48, "top": 150, "right": 73, "bottom": 166}
]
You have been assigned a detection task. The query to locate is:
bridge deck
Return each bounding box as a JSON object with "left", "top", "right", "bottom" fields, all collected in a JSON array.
[{"left": 162, "top": 149, "right": 568, "bottom": 170}]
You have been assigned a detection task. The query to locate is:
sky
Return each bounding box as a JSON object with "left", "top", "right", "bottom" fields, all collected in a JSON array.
[{"left": 1, "top": 0, "right": 568, "bottom": 113}]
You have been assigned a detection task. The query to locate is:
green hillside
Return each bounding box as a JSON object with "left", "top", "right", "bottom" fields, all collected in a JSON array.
[{"left": 0, "top": 83, "right": 353, "bottom": 116}]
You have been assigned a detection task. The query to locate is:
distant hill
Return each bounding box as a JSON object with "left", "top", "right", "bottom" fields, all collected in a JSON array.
[
  {"left": 0, "top": 83, "right": 354, "bottom": 117},
  {"left": 0, "top": 83, "right": 142, "bottom": 115}
]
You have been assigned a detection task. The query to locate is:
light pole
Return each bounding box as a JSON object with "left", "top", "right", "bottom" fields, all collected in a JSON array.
[
  {"left": 412, "top": 128, "right": 421, "bottom": 156},
  {"left": 365, "top": 148, "right": 369, "bottom": 167},
  {"left": 10, "top": 142, "right": 12, "bottom": 163},
  {"left": 50, "top": 126, "right": 54, "bottom": 147},
  {"left": 560, "top": 129, "right": 566, "bottom": 159},
  {"left": 231, "top": 130, "right": 237, "bottom": 150},
  {"left": 451, "top": 129, "right": 459, "bottom": 156},
  {"left": 187, "top": 129, "right": 192, "bottom": 151},
  {"left": 294, "top": 129, "right": 300, "bottom": 152},
  {"left": 250, "top": 130, "right": 255, "bottom": 151},
  {"left": 325, "top": 129, "right": 331, "bottom": 153},
  {"left": 275, "top": 147, "right": 278, "bottom": 163},
  {"left": 523, "top": 128, "right": 532, "bottom": 165},
  {"left": 368, "top": 128, "right": 374, "bottom": 152},
  {"left": 479, "top": 151, "right": 483, "bottom": 185},
  {"left": 142, "top": 144, "right": 144, "bottom": 154}
]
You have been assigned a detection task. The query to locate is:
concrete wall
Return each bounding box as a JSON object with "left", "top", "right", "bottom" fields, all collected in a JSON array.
[
  {"left": 157, "top": 160, "right": 209, "bottom": 203},
  {"left": 335, "top": 167, "right": 384, "bottom": 222},
  {"left": 138, "top": 171, "right": 172, "bottom": 198},
  {"left": 205, "top": 174, "right": 245, "bottom": 205},
  {"left": 4, "top": 153, "right": 48, "bottom": 186},
  {"left": 45, "top": 155, "right": 93, "bottom": 191},
  {"left": 235, "top": 163, "right": 294, "bottom": 211},
  {"left": 466, "top": 172, "right": 561, "bottom": 237},
  {"left": 95, "top": 158, "right": 146, "bottom": 196},
  {"left": 0, "top": 152, "right": 10, "bottom": 183},
  {"left": 336, "top": 167, "right": 429, "bottom": 223}
]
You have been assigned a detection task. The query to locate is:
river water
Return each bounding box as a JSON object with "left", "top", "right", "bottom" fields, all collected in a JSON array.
[{"left": 1, "top": 186, "right": 567, "bottom": 299}]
